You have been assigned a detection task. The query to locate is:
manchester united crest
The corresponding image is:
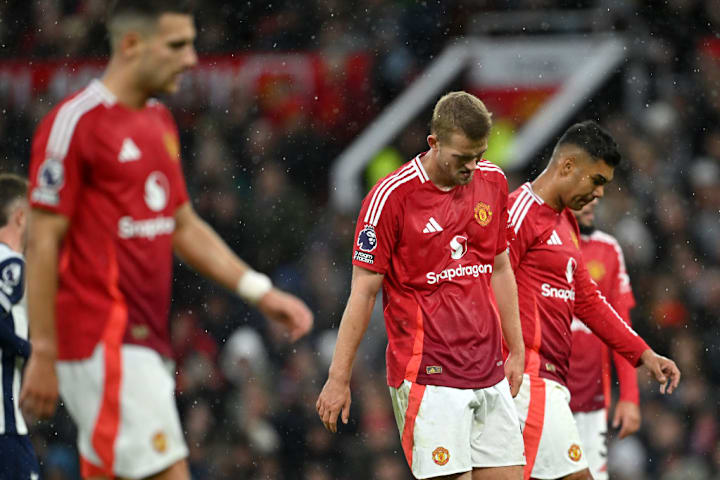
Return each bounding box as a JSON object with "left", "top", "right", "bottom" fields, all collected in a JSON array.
[
  {"left": 152, "top": 431, "right": 168, "bottom": 453},
  {"left": 432, "top": 446, "right": 450, "bottom": 466},
  {"left": 568, "top": 444, "right": 582, "bottom": 462},
  {"left": 163, "top": 132, "right": 180, "bottom": 161},
  {"left": 474, "top": 202, "right": 492, "bottom": 226}
]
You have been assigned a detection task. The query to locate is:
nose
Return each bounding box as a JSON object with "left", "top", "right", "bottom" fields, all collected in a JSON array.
[
  {"left": 185, "top": 46, "right": 198, "bottom": 69},
  {"left": 593, "top": 185, "right": 604, "bottom": 198},
  {"left": 464, "top": 159, "right": 478, "bottom": 171}
]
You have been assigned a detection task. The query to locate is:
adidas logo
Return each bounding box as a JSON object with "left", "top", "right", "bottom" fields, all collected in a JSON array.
[
  {"left": 547, "top": 230, "right": 563, "bottom": 246},
  {"left": 423, "top": 217, "right": 443, "bottom": 233},
  {"left": 118, "top": 138, "right": 141, "bottom": 162}
]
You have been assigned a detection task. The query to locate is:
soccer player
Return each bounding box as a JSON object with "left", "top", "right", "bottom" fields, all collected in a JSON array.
[
  {"left": 19, "top": 2, "right": 313, "bottom": 479},
  {"left": 316, "top": 91, "right": 526, "bottom": 480},
  {"left": 566, "top": 198, "right": 640, "bottom": 480},
  {"left": 0, "top": 174, "right": 40, "bottom": 480},
  {"left": 507, "top": 120, "right": 680, "bottom": 480}
]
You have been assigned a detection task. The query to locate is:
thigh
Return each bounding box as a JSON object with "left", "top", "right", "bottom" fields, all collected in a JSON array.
[
  {"left": 390, "top": 381, "right": 475, "bottom": 479},
  {"left": 573, "top": 410, "right": 608, "bottom": 480},
  {"left": 514, "top": 375, "right": 589, "bottom": 480},
  {"left": 58, "top": 344, "right": 189, "bottom": 479},
  {"left": 470, "top": 378, "right": 525, "bottom": 469}
]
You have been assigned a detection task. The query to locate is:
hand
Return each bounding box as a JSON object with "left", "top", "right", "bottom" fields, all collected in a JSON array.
[
  {"left": 504, "top": 350, "right": 525, "bottom": 397},
  {"left": 639, "top": 349, "right": 681, "bottom": 394},
  {"left": 316, "top": 375, "right": 351, "bottom": 433},
  {"left": 612, "top": 400, "right": 641, "bottom": 439},
  {"left": 257, "top": 288, "right": 313, "bottom": 342},
  {"left": 20, "top": 351, "right": 58, "bottom": 420}
]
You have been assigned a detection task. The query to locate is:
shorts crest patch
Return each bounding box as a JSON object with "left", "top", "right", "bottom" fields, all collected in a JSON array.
[
  {"left": 432, "top": 446, "right": 450, "bottom": 466},
  {"left": 152, "top": 431, "right": 168, "bottom": 453},
  {"left": 568, "top": 443, "right": 582, "bottom": 462}
]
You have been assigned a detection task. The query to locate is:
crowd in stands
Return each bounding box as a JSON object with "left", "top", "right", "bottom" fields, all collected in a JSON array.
[{"left": 0, "top": 0, "right": 718, "bottom": 478}]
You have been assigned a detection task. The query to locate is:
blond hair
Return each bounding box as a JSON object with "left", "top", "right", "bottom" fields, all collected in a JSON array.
[{"left": 431, "top": 91, "right": 492, "bottom": 143}]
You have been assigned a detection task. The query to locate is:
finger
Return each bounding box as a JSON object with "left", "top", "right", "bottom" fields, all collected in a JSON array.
[
  {"left": 328, "top": 407, "right": 341, "bottom": 433},
  {"left": 618, "top": 416, "right": 630, "bottom": 438},
  {"left": 341, "top": 399, "right": 350, "bottom": 425},
  {"left": 667, "top": 365, "right": 681, "bottom": 394},
  {"left": 612, "top": 410, "right": 620, "bottom": 428},
  {"left": 659, "top": 379, "right": 667, "bottom": 395}
]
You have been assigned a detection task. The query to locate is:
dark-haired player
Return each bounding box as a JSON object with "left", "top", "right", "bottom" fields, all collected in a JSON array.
[
  {"left": 21, "top": 2, "right": 312, "bottom": 479},
  {"left": 507, "top": 121, "right": 680, "bottom": 480},
  {"left": 0, "top": 174, "right": 40, "bottom": 480}
]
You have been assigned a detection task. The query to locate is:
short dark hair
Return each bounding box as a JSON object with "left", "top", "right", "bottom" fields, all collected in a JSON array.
[
  {"left": 556, "top": 120, "right": 621, "bottom": 167},
  {"left": 431, "top": 91, "right": 493, "bottom": 143},
  {"left": 108, "top": 0, "right": 193, "bottom": 21},
  {"left": 107, "top": 0, "right": 193, "bottom": 48},
  {"left": 0, "top": 174, "right": 28, "bottom": 228}
]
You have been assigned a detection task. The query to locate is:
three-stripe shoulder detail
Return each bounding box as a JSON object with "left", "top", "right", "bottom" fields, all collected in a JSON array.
[
  {"left": 45, "top": 82, "right": 111, "bottom": 160},
  {"left": 477, "top": 160, "right": 506, "bottom": 178},
  {"left": 364, "top": 156, "right": 427, "bottom": 227},
  {"left": 508, "top": 183, "right": 543, "bottom": 234}
]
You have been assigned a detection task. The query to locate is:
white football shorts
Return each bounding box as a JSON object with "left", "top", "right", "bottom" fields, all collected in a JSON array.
[
  {"left": 574, "top": 409, "right": 608, "bottom": 480},
  {"left": 514, "top": 374, "right": 589, "bottom": 479},
  {"left": 389, "top": 377, "right": 525, "bottom": 479},
  {"left": 57, "top": 343, "right": 188, "bottom": 479}
]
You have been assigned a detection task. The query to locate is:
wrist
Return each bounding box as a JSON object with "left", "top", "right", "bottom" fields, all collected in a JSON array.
[
  {"left": 328, "top": 367, "right": 351, "bottom": 385},
  {"left": 30, "top": 340, "right": 57, "bottom": 360},
  {"left": 236, "top": 270, "right": 273, "bottom": 305}
]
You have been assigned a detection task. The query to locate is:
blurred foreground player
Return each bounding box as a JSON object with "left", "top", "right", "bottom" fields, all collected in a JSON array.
[
  {"left": 317, "top": 92, "right": 526, "bottom": 480},
  {"left": 0, "top": 175, "right": 40, "bottom": 480},
  {"left": 566, "top": 199, "right": 640, "bottom": 480},
  {"left": 20, "top": 2, "right": 312, "bottom": 479},
  {"left": 507, "top": 121, "right": 679, "bottom": 480}
]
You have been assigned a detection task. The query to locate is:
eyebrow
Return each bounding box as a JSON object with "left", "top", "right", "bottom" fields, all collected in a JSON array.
[{"left": 452, "top": 150, "right": 487, "bottom": 160}]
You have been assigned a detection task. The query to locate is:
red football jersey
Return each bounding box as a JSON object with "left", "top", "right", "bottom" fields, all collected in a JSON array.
[
  {"left": 507, "top": 183, "right": 648, "bottom": 386},
  {"left": 352, "top": 154, "right": 508, "bottom": 389},
  {"left": 567, "top": 230, "right": 638, "bottom": 412},
  {"left": 28, "top": 80, "right": 189, "bottom": 360}
]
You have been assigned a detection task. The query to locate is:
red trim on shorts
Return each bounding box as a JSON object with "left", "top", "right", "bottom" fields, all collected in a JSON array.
[
  {"left": 90, "top": 244, "right": 128, "bottom": 476},
  {"left": 401, "top": 382, "right": 426, "bottom": 470},
  {"left": 525, "top": 300, "right": 543, "bottom": 376},
  {"left": 81, "top": 455, "right": 115, "bottom": 479},
  {"left": 522, "top": 376, "right": 546, "bottom": 480},
  {"left": 404, "top": 305, "right": 425, "bottom": 382}
]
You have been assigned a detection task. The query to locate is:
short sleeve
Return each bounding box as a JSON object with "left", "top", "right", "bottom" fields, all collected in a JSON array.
[
  {"left": 0, "top": 257, "right": 24, "bottom": 313},
  {"left": 507, "top": 205, "right": 535, "bottom": 270},
  {"left": 611, "top": 242, "right": 636, "bottom": 312},
  {"left": 351, "top": 183, "right": 402, "bottom": 274},
  {"left": 495, "top": 179, "right": 510, "bottom": 255},
  {"left": 29, "top": 109, "right": 86, "bottom": 217}
]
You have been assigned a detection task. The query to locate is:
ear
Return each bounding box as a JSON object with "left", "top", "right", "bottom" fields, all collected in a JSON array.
[
  {"left": 119, "top": 31, "right": 144, "bottom": 58},
  {"left": 14, "top": 204, "right": 27, "bottom": 230},
  {"left": 427, "top": 134, "right": 439, "bottom": 151},
  {"left": 559, "top": 155, "right": 576, "bottom": 177}
]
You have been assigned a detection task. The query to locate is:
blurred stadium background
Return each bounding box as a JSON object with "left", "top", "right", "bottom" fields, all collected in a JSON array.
[{"left": 1, "top": 0, "right": 719, "bottom": 478}]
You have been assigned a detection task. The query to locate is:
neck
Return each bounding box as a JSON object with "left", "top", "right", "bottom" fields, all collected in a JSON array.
[
  {"left": 101, "top": 59, "right": 149, "bottom": 109},
  {"left": 0, "top": 228, "right": 21, "bottom": 253},
  {"left": 531, "top": 168, "right": 565, "bottom": 211},
  {"left": 421, "top": 150, "right": 455, "bottom": 192}
]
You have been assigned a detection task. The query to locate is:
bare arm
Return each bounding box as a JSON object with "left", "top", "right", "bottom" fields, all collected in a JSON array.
[
  {"left": 317, "top": 266, "right": 384, "bottom": 432},
  {"left": 20, "top": 208, "right": 69, "bottom": 419},
  {"left": 491, "top": 250, "right": 524, "bottom": 396},
  {"left": 173, "top": 202, "right": 249, "bottom": 291},
  {"left": 173, "top": 203, "right": 312, "bottom": 341}
]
